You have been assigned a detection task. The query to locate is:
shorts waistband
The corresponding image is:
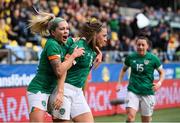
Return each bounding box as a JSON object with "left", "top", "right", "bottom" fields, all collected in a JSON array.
[{"left": 64, "top": 83, "right": 82, "bottom": 92}]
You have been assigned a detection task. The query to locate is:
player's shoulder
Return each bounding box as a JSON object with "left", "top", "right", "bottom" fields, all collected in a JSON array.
[
  {"left": 46, "top": 38, "right": 59, "bottom": 46},
  {"left": 73, "top": 38, "right": 86, "bottom": 47},
  {"left": 43, "top": 38, "right": 57, "bottom": 50},
  {"left": 147, "top": 52, "right": 159, "bottom": 59},
  {"left": 127, "top": 52, "right": 137, "bottom": 59},
  {"left": 66, "top": 37, "right": 74, "bottom": 47}
]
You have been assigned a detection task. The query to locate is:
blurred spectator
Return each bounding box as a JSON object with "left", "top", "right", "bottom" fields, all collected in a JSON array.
[
  {"left": 0, "top": 18, "right": 9, "bottom": 48},
  {"left": 0, "top": 0, "right": 179, "bottom": 64}
]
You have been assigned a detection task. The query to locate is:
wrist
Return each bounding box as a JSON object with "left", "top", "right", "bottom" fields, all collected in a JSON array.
[
  {"left": 57, "top": 90, "right": 64, "bottom": 94},
  {"left": 117, "top": 81, "right": 121, "bottom": 86},
  {"left": 157, "top": 81, "right": 162, "bottom": 86},
  {"left": 71, "top": 53, "right": 76, "bottom": 59}
]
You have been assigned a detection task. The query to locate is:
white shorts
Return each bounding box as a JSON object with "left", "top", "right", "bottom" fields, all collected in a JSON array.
[
  {"left": 48, "top": 83, "right": 91, "bottom": 120},
  {"left": 27, "top": 91, "right": 50, "bottom": 113},
  {"left": 126, "top": 91, "right": 155, "bottom": 116}
]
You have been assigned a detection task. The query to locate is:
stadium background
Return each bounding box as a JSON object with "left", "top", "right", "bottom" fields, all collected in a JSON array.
[{"left": 0, "top": 0, "right": 180, "bottom": 122}]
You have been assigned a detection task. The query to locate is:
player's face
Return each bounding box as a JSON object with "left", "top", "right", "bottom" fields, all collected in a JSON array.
[
  {"left": 96, "top": 28, "right": 108, "bottom": 48},
  {"left": 136, "top": 39, "right": 149, "bottom": 56},
  {"left": 52, "top": 21, "right": 69, "bottom": 43}
]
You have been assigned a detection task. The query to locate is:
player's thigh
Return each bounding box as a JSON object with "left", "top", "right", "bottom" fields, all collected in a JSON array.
[
  {"left": 29, "top": 110, "right": 46, "bottom": 122},
  {"left": 48, "top": 87, "right": 72, "bottom": 120},
  {"left": 27, "top": 91, "right": 49, "bottom": 122},
  {"left": 126, "top": 91, "right": 140, "bottom": 111},
  {"left": 27, "top": 91, "right": 49, "bottom": 113},
  {"left": 140, "top": 95, "right": 155, "bottom": 116},
  {"left": 71, "top": 90, "right": 92, "bottom": 121}
]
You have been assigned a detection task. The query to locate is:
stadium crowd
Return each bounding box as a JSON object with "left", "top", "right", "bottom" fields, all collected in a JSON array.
[{"left": 0, "top": 0, "right": 180, "bottom": 63}]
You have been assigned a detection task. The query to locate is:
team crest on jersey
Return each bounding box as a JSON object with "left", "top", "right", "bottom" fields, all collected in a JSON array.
[
  {"left": 144, "top": 60, "right": 149, "bottom": 65},
  {"left": 59, "top": 108, "right": 65, "bottom": 115}
]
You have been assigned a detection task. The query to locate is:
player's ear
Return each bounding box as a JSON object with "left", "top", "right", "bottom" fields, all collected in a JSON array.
[{"left": 51, "top": 30, "right": 56, "bottom": 37}]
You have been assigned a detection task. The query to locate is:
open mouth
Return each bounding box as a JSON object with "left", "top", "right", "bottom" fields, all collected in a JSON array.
[{"left": 63, "top": 36, "right": 68, "bottom": 41}]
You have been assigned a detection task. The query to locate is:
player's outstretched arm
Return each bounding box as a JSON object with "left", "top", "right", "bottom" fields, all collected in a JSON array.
[
  {"left": 153, "top": 67, "right": 165, "bottom": 91},
  {"left": 116, "top": 65, "right": 128, "bottom": 92}
]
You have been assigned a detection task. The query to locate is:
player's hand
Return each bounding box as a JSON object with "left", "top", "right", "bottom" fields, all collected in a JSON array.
[
  {"left": 153, "top": 81, "right": 162, "bottom": 91},
  {"left": 72, "top": 46, "right": 85, "bottom": 58},
  {"left": 93, "top": 46, "right": 102, "bottom": 69},
  {"left": 116, "top": 83, "right": 121, "bottom": 92},
  {"left": 93, "top": 53, "right": 102, "bottom": 69},
  {"left": 53, "top": 91, "right": 63, "bottom": 110}
]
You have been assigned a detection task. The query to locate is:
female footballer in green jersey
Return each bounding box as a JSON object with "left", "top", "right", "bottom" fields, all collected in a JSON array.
[
  {"left": 48, "top": 18, "right": 108, "bottom": 122},
  {"left": 117, "top": 36, "right": 165, "bottom": 122},
  {"left": 27, "top": 11, "right": 84, "bottom": 122}
]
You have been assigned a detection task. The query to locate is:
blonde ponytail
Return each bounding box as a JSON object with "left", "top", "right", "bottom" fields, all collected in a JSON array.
[{"left": 28, "top": 11, "right": 55, "bottom": 36}]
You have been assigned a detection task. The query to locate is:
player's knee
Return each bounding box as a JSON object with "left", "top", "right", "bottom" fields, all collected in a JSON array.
[
  {"left": 127, "top": 113, "right": 136, "bottom": 122},
  {"left": 29, "top": 108, "right": 46, "bottom": 122},
  {"left": 141, "top": 115, "right": 152, "bottom": 122},
  {"left": 29, "top": 113, "right": 45, "bottom": 122}
]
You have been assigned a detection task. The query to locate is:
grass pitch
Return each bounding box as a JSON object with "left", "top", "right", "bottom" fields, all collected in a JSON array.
[{"left": 94, "top": 108, "right": 180, "bottom": 122}]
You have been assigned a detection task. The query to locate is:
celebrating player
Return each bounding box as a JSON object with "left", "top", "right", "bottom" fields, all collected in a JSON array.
[
  {"left": 27, "top": 11, "right": 84, "bottom": 122},
  {"left": 48, "top": 18, "right": 108, "bottom": 122},
  {"left": 117, "top": 36, "right": 165, "bottom": 122}
]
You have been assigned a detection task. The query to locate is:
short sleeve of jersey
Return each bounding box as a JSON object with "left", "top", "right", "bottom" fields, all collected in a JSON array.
[
  {"left": 46, "top": 42, "right": 60, "bottom": 57},
  {"left": 66, "top": 37, "right": 74, "bottom": 47},
  {"left": 68, "top": 43, "right": 77, "bottom": 55},
  {"left": 153, "top": 55, "right": 162, "bottom": 69},
  {"left": 124, "top": 55, "right": 131, "bottom": 66}
]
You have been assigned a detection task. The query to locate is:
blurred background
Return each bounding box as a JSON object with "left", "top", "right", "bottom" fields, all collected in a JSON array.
[
  {"left": 0, "top": 0, "right": 180, "bottom": 122},
  {"left": 0, "top": 0, "right": 180, "bottom": 64}
]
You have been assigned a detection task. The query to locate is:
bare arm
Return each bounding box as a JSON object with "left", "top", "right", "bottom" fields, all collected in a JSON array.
[
  {"left": 49, "top": 47, "right": 84, "bottom": 109},
  {"left": 50, "top": 47, "right": 84, "bottom": 91},
  {"left": 53, "top": 71, "right": 67, "bottom": 110},
  {"left": 58, "top": 47, "right": 84, "bottom": 76},
  {"left": 50, "top": 56, "right": 76, "bottom": 110},
  {"left": 153, "top": 66, "right": 165, "bottom": 91},
  {"left": 116, "top": 65, "right": 128, "bottom": 91}
]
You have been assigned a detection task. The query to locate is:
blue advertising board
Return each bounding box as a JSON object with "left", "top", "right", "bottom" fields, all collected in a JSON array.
[
  {"left": 92, "top": 63, "right": 180, "bottom": 82},
  {"left": 0, "top": 63, "right": 179, "bottom": 87},
  {"left": 0, "top": 64, "right": 37, "bottom": 87}
]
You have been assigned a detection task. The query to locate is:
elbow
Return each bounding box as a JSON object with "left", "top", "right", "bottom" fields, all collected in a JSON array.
[
  {"left": 56, "top": 70, "right": 61, "bottom": 79},
  {"left": 56, "top": 69, "right": 66, "bottom": 78},
  {"left": 160, "top": 69, "right": 165, "bottom": 80}
]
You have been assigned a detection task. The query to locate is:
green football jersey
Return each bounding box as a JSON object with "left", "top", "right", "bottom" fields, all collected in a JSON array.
[
  {"left": 65, "top": 39, "right": 97, "bottom": 88},
  {"left": 125, "top": 52, "right": 162, "bottom": 95},
  {"left": 27, "top": 38, "right": 73, "bottom": 94}
]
